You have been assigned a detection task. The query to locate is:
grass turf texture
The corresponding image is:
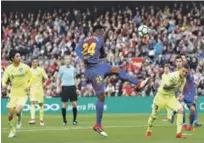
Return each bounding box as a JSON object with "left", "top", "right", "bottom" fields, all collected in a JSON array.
[{"left": 2, "top": 114, "right": 204, "bottom": 143}]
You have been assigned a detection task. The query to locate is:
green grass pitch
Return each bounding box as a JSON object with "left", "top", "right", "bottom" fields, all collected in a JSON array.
[{"left": 1, "top": 114, "right": 204, "bottom": 143}]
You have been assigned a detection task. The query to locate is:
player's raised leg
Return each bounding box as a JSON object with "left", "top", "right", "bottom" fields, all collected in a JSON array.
[{"left": 110, "top": 67, "right": 150, "bottom": 89}]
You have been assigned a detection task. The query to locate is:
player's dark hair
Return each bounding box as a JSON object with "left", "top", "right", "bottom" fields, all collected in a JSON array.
[
  {"left": 183, "top": 64, "right": 190, "bottom": 69},
  {"left": 31, "top": 56, "right": 40, "bottom": 67},
  {"left": 64, "top": 51, "right": 71, "bottom": 56},
  {"left": 93, "top": 25, "right": 104, "bottom": 32},
  {"left": 175, "top": 55, "right": 182, "bottom": 60},
  {"left": 9, "top": 49, "right": 20, "bottom": 61},
  {"left": 31, "top": 56, "right": 38, "bottom": 61},
  {"left": 180, "top": 54, "right": 186, "bottom": 57},
  {"left": 164, "top": 63, "right": 170, "bottom": 68}
]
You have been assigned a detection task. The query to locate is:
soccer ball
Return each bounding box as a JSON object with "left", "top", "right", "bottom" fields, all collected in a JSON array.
[{"left": 138, "top": 25, "right": 149, "bottom": 37}]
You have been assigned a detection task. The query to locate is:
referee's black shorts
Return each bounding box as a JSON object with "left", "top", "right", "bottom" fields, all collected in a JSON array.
[{"left": 60, "top": 86, "right": 78, "bottom": 102}]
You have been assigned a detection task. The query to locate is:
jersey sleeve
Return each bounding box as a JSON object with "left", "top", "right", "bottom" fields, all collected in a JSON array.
[
  {"left": 74, "top": 67, "right": 77, "bottom": 77},
  {"left": 25, "top": 65, "right": 34, "bottom": 87},
  {"left": 99, "top": 36, "right": 106, "bottom": 58},
  {"left": 75, "top": 41, "right": 84, "bottom": 60},
  {"left": 41, "top": 68, "right": 48, "bottom": 79},
  {"left": 2, "top": 67, "right": 9, "bottom": 86}
]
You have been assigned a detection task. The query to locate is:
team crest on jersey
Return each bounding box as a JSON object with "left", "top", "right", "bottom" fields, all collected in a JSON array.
[{"left": 19, "top": 68, "right": 23, "bottom": 72}]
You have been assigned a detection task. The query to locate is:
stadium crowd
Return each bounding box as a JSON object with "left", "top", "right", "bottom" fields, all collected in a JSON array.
[{"left": 1, "top": 2, "right": 204, "bottom": 98}]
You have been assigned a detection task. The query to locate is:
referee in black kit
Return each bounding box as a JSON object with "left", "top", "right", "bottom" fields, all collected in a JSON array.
[{"left": 57, "top": 54, "right": 78, "bottom": 126}]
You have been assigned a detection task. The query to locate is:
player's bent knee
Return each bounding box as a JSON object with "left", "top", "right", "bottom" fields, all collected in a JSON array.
[
  {"left": 39, "top": 103, "right": 44, "bottom": 107},
  {"left": 15, "top": 106, "right": 23, "bottom": 114},
  {"left": 15, "top": 110, "right": 21, "bottom": 115}
]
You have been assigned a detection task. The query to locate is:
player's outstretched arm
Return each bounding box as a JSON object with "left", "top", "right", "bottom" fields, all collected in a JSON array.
[
  {"left": 26, "top": 66, "right": 34, "bottom": 89},
  {"left": 42, "top": 68, "right": 48, "bottom": 81},
  {"left": 75, "top": 41, "right": 84, "bottom": 60}
]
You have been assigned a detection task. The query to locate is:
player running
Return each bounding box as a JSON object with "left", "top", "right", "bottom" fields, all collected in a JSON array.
[
  {"left": 2, "top": 50, "right": 33, "bottom": 138},
  {"left": 146, "top": 64, "right": 190, "bottom": 139},
  {"left": 75, "top": 25, "right": 150, "bottom": 137},
  {"left": 29, "top": 57, "right": 48, "bottom": 126}
]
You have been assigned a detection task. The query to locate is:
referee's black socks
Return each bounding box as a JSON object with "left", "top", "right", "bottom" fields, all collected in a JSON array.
[
  {"left": 62, "top": 108, "right": 67, "bottom": 123},
  {"left": 73, "top": 107, "right": 77, "bottom": 121}
]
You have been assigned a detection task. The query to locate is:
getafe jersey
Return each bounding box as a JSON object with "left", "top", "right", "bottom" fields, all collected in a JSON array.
[
  {"left": 157, "top": 71, "right": 186, "bottom": 96},
  {"left": 31, "top": 67, "right": 48, "bottom": 89},
  {"left": 2, "top": 63, "right": 33, "bottom": 97}
]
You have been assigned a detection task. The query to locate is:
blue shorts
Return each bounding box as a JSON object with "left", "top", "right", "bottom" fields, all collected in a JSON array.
[
  {"left": 183, "top": 99, "right": 195, "bottom": 108},
  {"left": 85, "top": 63, "right": 111, "bottom": 95}
]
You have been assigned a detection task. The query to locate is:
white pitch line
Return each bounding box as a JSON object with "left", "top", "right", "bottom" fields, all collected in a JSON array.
[
  {"left": 2, "top": 124, "right": 173, "bottom": 133},
  {"left": 183, "top": 133, "right": 193, "bottom": 136}
]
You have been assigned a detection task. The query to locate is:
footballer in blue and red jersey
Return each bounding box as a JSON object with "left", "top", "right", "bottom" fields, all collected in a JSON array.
[
  {"left": 75, "top": 25, "right": 150, "bottom": 137},
  {"left": 181, "top": 55, "right": 201, "bottom": 129}
]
